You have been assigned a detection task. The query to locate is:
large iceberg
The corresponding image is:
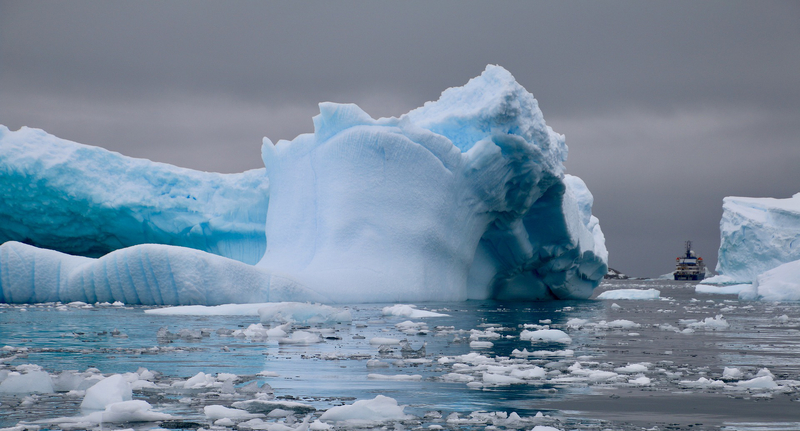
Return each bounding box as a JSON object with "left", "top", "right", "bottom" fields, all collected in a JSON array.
[
  {"left": 0, "top": 65, "right": 607, "bottom": 305},
  {"left": 705, "top": 194, "right": 800, "bottom": 285},
  {"left": 0, "top": 125, "right": 269, "bottom": 264}
]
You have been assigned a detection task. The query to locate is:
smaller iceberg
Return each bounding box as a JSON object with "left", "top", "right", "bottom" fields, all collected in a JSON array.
[{"left": 706, "top": 193, "right": 800, "bottom": 285}]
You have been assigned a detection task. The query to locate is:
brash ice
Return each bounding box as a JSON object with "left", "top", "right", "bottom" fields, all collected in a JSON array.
[{"left": 0, "top": 65, "right": 608, "bottom": 304}]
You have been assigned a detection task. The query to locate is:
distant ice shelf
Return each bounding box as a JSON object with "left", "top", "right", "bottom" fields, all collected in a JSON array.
[{"left": 0, "top": 65, "right": 607, "bottom": 305}]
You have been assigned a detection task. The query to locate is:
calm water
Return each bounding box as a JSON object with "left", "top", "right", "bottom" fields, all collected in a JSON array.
[{"left": 1, "top": 279, "right": 799, "bottom": 430}]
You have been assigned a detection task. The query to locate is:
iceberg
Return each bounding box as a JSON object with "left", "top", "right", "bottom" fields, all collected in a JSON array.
[
  {"left": 705, "top": 194, "right": 800, "bottom": 285},
  {"left": 0, "top": 125, "right": 269, "bottom": 265},
  {"left": 258, "top": 65, "right": 607, "bottom": 302},
  {"left": 0, "top": 65, "right": 607, "bottom": 305}
]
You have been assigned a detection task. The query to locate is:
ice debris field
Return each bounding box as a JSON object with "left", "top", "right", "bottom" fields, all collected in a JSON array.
[
  {"left": 0, "top": 65, "right": 608, "bottom": 306},
  {"left": 2, "top": 280, "right": 800, "bottom": 431}
]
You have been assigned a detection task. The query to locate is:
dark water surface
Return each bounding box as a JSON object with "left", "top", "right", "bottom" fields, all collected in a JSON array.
[{"left": 1, "top": 279, "right": 798, "bottom": 430}]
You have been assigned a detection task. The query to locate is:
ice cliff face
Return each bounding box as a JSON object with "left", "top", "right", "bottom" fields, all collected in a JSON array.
[
  {"left": 710, "top": 194, "right": 800, "bottom": 284},
  {"left": 0, "top": 126, "right": 269, "bottom": 264},
  {"left": 0, "top": 65, "right": 607, "bottom": 305}
]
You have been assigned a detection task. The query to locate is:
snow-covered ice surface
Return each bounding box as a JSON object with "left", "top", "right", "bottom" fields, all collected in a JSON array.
[
  {"left": 2, "top": 279, "right": 800, "bottom": 431},
  {"left": 707, "top": 193, "right": 800, "bottom": 285}
]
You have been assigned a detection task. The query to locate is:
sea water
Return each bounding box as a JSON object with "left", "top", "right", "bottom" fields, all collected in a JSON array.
[{"left": 1, "top": 279, "right": 799, "bottom": 430}]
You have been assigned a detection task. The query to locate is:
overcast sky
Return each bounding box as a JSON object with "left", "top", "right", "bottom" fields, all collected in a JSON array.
[{"left": 2, "top": 1, "right": 798, "bottom": 277}]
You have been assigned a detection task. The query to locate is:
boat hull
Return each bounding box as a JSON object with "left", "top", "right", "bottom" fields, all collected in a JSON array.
[{"left": 674, "top": 273, "right": 705, "bottom": 281}]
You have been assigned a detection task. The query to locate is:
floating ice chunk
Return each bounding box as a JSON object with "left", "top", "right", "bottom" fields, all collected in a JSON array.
[
  {"left": 511, "top": 348, "right": 574, "bottom": 358},
  {"left": 680, "top": 377, "right": 728, "bottom": 389},
  {"left": 41, "top": 400, "right": 171, "bottom": 424},
  {"left": 482, "top": 373, "right": 524, "bottom": 385},
  {"left": 205, "top": 405, "right": 262, "bottom": 420},
  {"left": 568, "top": 364, "right": 619, "bottom": 383},
  {"left": 520, "top": 329, "right": 571, "bottom": 344},
  {"left": 695, "top": 284, "right": 750, "bottom": 295},
  {"left": 739, "top": 260, "right": 800, "bottom": 301},
  {"left": 614, "top": 363, "right": 650, "bottom": 374},
  {"left": 566, "top": 318, "right": 589, "bottom": 329},
  {"left": 146, "top": 303, "right": 269, "bottom": 316},
  {"left": 231, "top": 399, "right": 315, "bottom": 414},
  {"left": 382, "top": 305, "right": 449, "bottom": 318},
  {"left": 469, "top": 329, "right": 502, "bottom": 340},
  {"left": 183, "top": 371, "right": 216, "bottom": 389},
  {"left": 318, "top": 395, "right": 412, "bottom": 422},
  {"left": 532, "top": 427, "right": 563, "bottom": 431},
  {"left": 628, "top": 375, "right": 651, "bottom": 385},
  {"left": 80, "top": 374, "right": 132, "bottom": 411},
  {"left": 367, "top": 374, "right": 422, "bottom": 381},
  {"left": 597, "top": 289, "right": 660, "bottom": 300},
  {"left": 259, "top": 302, "right": 352, "bottom": 324},
  {"left": 603, "top": 319, "right": 641, "bottom": 329},
  {"left": 736, "top": 375, "right": 779, "bottom": 389},
  {"left": 310, "top": 420, "right": 333, "bottom": 430},
  {"left": 278, "top": 331, "right": 322, "bottom": 344},
  {"left": 722, "top": 367, "right": 744, "bottom": 381},
  {"left": 370, "top": 337, "right": 401, "bottom": 345},
  {"left": 509, "top": 367, "right": 546, "bottom": 380},
  {"left": 0, "top": 371, "right": 54, "bottom": 394},
  {"left": 687, "top": 315, "right": 729, "bottom": 330},
  {"left": 469, "top": 341, "right": 494, "bottom": 349},
  {"left": 441, "top": 373, "right": 476, "bottom": 383},
  {"left": 755, "top": 368, "right": 774, "bottom": 378}
]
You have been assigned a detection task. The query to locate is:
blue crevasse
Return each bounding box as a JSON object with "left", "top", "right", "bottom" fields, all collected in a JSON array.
[{"left": 0, "top": 65, "right": 607, "bottom": 305}]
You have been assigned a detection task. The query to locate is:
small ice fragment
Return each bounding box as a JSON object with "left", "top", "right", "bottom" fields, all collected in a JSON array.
[
  {"left": 597, "top": 289, "right": 660, "bottom": 300},
  {"left": 367, "top": 374, "right": 422, "bottom": 381},
  {"left": 204, "top": 404, "right": 262, "bottom": 420},
  {"left": 318, "top": 395, "right": 412, "bottom": 422},
  {"left": 520, "top": 329, "right": 571, "bottom": 344},
  {"left": 369, "top": 337, "right": 401, "bottom": 345},
  {"left": 722, "top": 367, "right": 744, "bottom": 380},
  {"left": 382, "top": 304, "right": 449, "bottom": 318},
  {"left": 469, "top": 341, "right": 494, "bottom": 349},
  {"left": 81, "top": 374, "right": 132, "bottom": 411}
]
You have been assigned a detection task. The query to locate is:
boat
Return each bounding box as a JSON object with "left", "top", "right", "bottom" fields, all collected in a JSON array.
[{"left": 674, "top": 241, "right": 705, "bottom": 281}]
